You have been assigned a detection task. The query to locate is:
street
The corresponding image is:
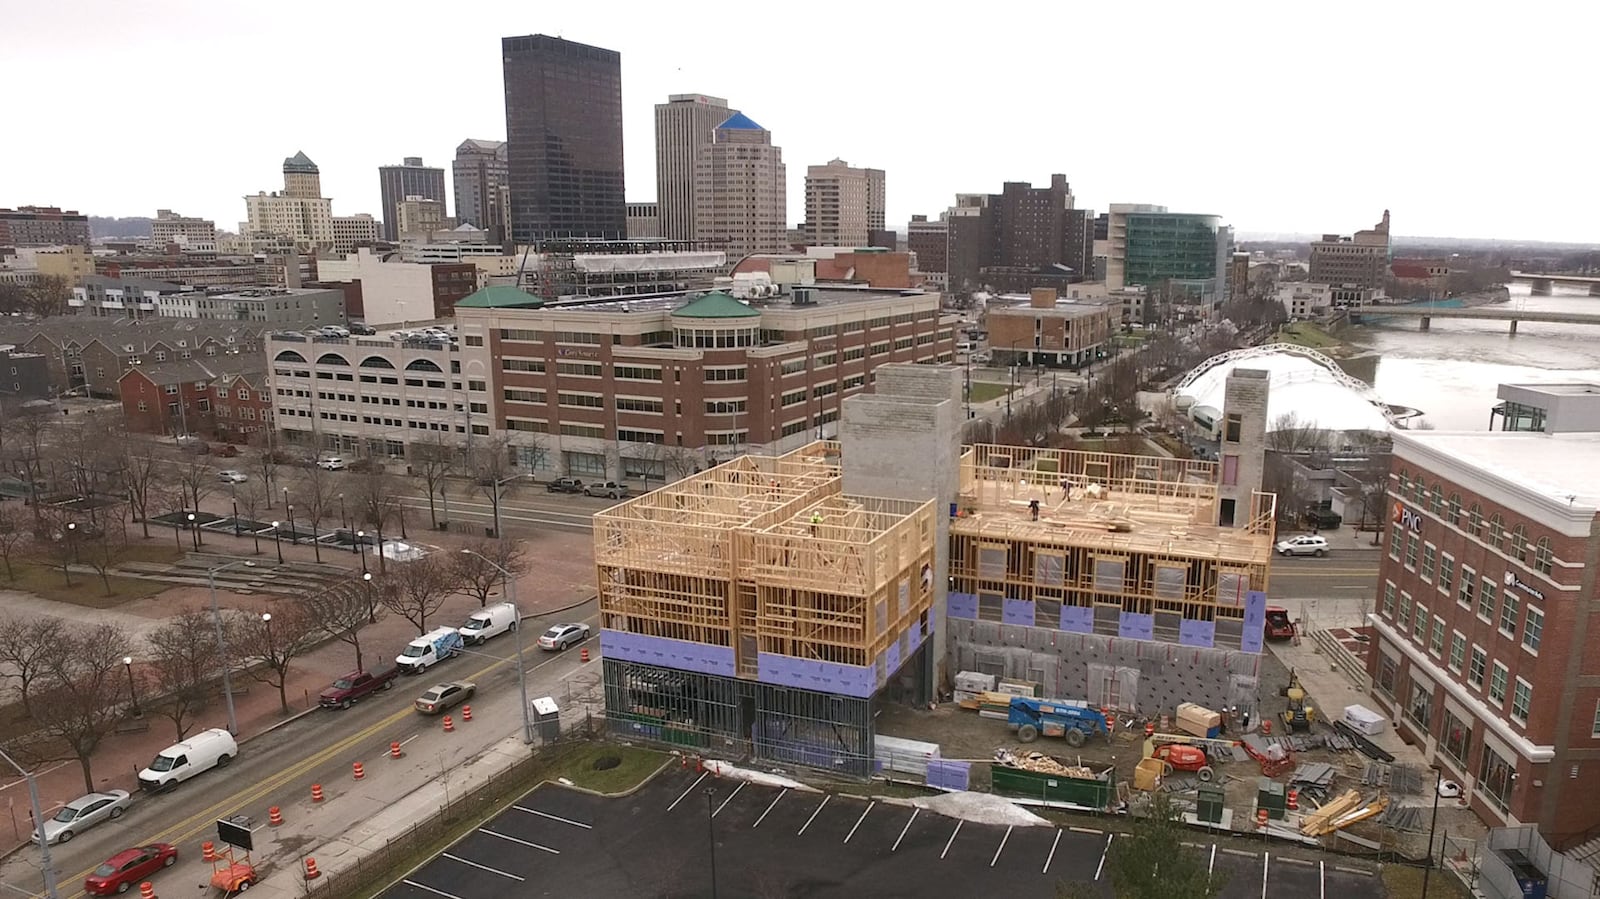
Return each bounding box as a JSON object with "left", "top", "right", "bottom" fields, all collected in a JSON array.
[
  {"left": 0, "top": 600, "right": 603, "bottom": 899},
  {"left": 394, "top": 486, "right": 610, "bottom": 533}
]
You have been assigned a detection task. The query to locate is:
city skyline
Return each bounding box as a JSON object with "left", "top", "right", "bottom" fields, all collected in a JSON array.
[{"left": 3, "top": 0, "right": 1595, "bottom": 243}]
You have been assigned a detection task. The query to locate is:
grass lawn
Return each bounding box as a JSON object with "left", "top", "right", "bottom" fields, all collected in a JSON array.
[
  {"left": 545, "top": 741, "right": 669, "bottom": 794},
  {"left": 117, "top": 542, "right": 187, "bottom": 565},
  {"left": 0, "top": 560, "right": 169, "bottom": 607},
  {"left": 1276, "top": 322, "right": 1343, "bottom": 349},
  {"left": 967, "top": 382, "right": 1013, "bottom": 404},
  {"left": 1379, "top": 864, "right": 1468, "bottom": 899}
]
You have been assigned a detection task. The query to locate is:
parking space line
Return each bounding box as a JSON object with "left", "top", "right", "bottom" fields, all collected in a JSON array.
[
  {"left": 892, "top": 809, "right": 919, "bottom": 852},
  {"left": 1261, "top": 852, "right": 1270, "bottom": 899},
  {"left": 480, "top": 828, "right": 560, "bottom": 855},
  {"left": 1095, "top": 833, "right": 1113, "bottom": 881},
  {"left": 1043, "top": 829, "right": 1062, "bottom": 874},
  {"left": 798, "top": 795, "right": 830, "bottom": 836},
  {"left": 940, "top": 821, "right": 963, "bottom": 860},
  {"left": 1069, "top": 826, "right": 1103, "bottom": 835},
  {"left": 713, "top": 782, "right": 745, "bottom": 818},
  {"left": 844, "top": 801, "right": 874, "bottom": 844},
  {"left": 403, "top": 880, "right": 466, "bottom": 899},
  {"left": 1221, "top": 848, "right": 1256, "bottom": 858},
  {"left": 442, "top": 853, "right": 525, "bottom": 882},
  {"left": 1321, "top": 860, "right": 1326, "bottom": 899},
  {"left": 990, "top": 825, "right": 1012, "bottom": 867},
  {"left": 753, "top": 788, "right": 787, "bottom": 828},
  {"left": 1209, "top": 844, "right": 1217, "bottom": 877},
  {"left": 1278, "top": 857, "right": 1316, "bottom": 866},
  {"left": 668, "top": 772, "right": 709, "bottom": 811},
  {"left": 512, "top": 806, "right": 593, "bottom": 829}
]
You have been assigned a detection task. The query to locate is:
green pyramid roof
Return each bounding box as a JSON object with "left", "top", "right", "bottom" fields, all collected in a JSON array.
[
  {"left": 672, "top": 291, "right": 759, "bottom": 319},
  {"left": 282, "top": 150, "right": 319, "bottom": 173},
  {"left": 455, "top": 285, "right": 545, "bottom": 309}
]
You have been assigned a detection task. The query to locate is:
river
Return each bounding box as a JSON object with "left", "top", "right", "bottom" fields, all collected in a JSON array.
[{"left": 1354, "top": 283, "right": 1600, "bottom": 429}]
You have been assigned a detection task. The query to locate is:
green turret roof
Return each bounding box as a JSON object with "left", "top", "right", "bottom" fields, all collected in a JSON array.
[
  {"left": 282, "top": 151, "right": 319, "bottom": 173},
  {"left": 455, "top": 286, "right": 545, "bottom": 309},
  {"left": 672, "top": 291, "right": 759, "bottom": 319}
]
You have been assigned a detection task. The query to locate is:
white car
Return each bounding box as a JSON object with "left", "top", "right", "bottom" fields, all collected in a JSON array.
[
  {"left": 217, "top": 470, "right": 248, "bottom": 483},
  {"left": 1275, "top": 534, "right": 1330, "bottom": 557},
  {"left": 33, "top": 790, "right": 132, "bottom": 845},
  {"left": 538, "top": 623, "right": 591, "bottom": 651},
  {"left": 317, "top": 457, "right": 346, "bottom": 471}
]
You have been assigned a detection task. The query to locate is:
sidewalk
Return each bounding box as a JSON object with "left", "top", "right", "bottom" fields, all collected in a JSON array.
[{"left": 0, "top": 515, "right": 598, "bottom": 851}]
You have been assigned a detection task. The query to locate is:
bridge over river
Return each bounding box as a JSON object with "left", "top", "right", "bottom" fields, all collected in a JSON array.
[
  {"left": 1509, "top": 271, "right": 1600, "bottom": 296},
  {"left": 1351, "top": 303, "right": 1600, "bottom": 333}
]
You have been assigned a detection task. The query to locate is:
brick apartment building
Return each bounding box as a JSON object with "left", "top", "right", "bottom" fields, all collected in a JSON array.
[
  {"left": 119, "top": 357, "right": 269, "bottom": 440},
  {"left": 0, "top": 319, "right": 264, "bottom": 399},
  {"left": 1365, "top": 383, "right": 1600, "bottom": 846},
  {"left": 985, "top": 288, "right": 1118, "bottom": 369}
]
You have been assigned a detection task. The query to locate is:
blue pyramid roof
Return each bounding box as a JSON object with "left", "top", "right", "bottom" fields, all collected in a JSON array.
[{"left": 716, "top": 112, "right": 764, "bottom": 132}]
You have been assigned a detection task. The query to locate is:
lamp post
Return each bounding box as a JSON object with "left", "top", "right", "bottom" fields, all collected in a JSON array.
[
  {"left": 338, "top": 493, "right": 348, "bottom": 533},
  {"left": 705, "top": 786, "right": 719, "bottom": 899},
  {"left": 65, "top": 521, "right": 78, "bottom": 566},
  {"left": 1423, "top": 766, "right": 1443, "bottom": 899},
  {"left": 460, "top": 548, "right": 532, "bottom": 744},
  {"left": 356, "top": 531, "right": 368, "bottom": 573},
  {"left": 0, "top": 746, "right": 58, "bottom": 899},
  {"left": 270, "top": 520, "right": 284, "bottom": 564},
  {"left": 490, "top": 473, "right": 530, "bottom": 540},
  {"left": 186, "top": 512, "right": 200, "bottom": 550},
  {"left": 232, "top": 495, "right": 241, "bottom": 538},
  {"left": 205, "top": 559, "right": 255, "bottom": 735},
  {"left": 122, "top": 655, "right": 141, "bottom": 718},
  {"left": 261, "top": 612, "right": 273, "bottom": 649},
  {"left": 1007, "top": 339, "right": 1021, "bottom": 423},
  {"left": 285, "top": 503, "right": 296, "bottom": 551}
]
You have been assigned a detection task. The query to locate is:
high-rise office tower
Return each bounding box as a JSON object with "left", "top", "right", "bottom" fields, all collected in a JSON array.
[
  {"left": 654, "top": 94, "right": 733, "bottom": 241},
  {"left": 281, "top": 151, "right": 322, "bottom": 199},
  {"left": 693, "top": 113, "right": 786, "bottom": 261},
  {"left": 802, "top": 158, "right": 883, "bottom": 247},
  {"left": 453, "top": 139, "right": 510, "bottom": 245},
  {"left": 502, "top": 34, "right": 625, "bottom": 243},
  {"left": 377, "top": 157, "right": 448, "bottom": 241}
]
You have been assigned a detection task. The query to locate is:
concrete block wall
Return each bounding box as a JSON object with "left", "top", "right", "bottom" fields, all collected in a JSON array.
[
  {"left": 948, "top": 618, "right": 1262, "bottom": 718},
  {"left": 1219, "top": 367, "right": 1269, "bottom": 528}
]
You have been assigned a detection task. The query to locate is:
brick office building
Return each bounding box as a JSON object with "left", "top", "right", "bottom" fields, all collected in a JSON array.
[
  {"left": 1365, "top": 384, "right": 1600, "bottom": 846},
  {"left": 119, "top": 358, "right": 267, "bottom": 439}
]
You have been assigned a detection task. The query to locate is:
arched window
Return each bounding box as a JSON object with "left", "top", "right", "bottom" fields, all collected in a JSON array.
[
  {"left": 1535, "top": 538, "right": 1555, "bottom": 575},
  {"left": 1398, "top": 471, "right": 1411, "bottom": 496},
  {"left": 1488, "top": 514, "right": 1505, "bottom": 550},
  {"left": 405, "top": 358, "right": 444, "bottom": 373},
  {"left": 1430, "top": 485, "right": 1444, "bottom": 516},
  {"left": 1510, "top": 525, "right": 1528, "bottom": 563},
  {"left": 1412, "top": 478, "right": 1426, "bottom": 505},
  {"left": 360, "top": 356, "right": 396, "bottom": 369},
  {"left": 1469, "top": 504, "right": 1483, "bottom": 537},
  {"left": 315, "top": 353, "right": 350, "bottom": 366},
  {"left": 1447, "top": 493, "right": 1462, "bottom": 526},
  {"left": 274, "top": 350, "right": 307, "bottom": 363}
]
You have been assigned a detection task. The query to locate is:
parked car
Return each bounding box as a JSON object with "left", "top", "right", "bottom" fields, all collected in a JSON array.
[
  {"left": 317, "top": 457, "right": 346, "bottom": 471},
  {"left": 319, "top": 325, "right": 351, "bottom": 338},
  {"left": 84, "top": 844, "right": 178, "bottom": 896},
  {"left": 538, "top": 623, "right": 591, "bottom": 651},
  {"left": 1275, "top": 534, "right": 1330, "bottom": 557},
  {"left": 584, "top": 481, "right": 630, "bottom": 499},
  {"left": 347, "top": 322, "right": 377, "bottom": 336},
  {"left": 137, "top": 728, "right": 237, "bottom": 792},
  {"left": 213, "top": 444, "right": 239, "bottom": 458},
  {"left": 458, "top": 602, "right": 519, "bottom": 645},
  {"left": 1303, "top": 508, "right": 1343, "bottom": 529},
  {"left": 33, "top": 791, "right": 132, "bottom": 845},
  {"left": 318, "top": 666, "right": 400, "bottom": 709},
  {"left": 414, "top": 681, "right": 475, "bottom": 715},
  {"left": 546, "top": 476, "right": 585, "bottom": 494},
  {"left": 395, "top": 626, "right": 463, "bottom": 674},
  {"left": 217, "top": 470, "right": 248, "bottom": 484}
]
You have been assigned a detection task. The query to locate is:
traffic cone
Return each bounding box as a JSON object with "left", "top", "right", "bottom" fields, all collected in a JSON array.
[
  {"left": 581, "top": 647, "right": 591, "bottom": 663},
  {"left": 139, "top": 883, "right": 155, "bottom": 899},
  {"left": 304, "top": 858, "right": 321, "bottom": 880},
  {"left": 461, "top": 705, "right": 472, "bottom": 722},
  {"left": 1144, "top": 721, "right": 1155, "bottom": 738},
  {"left": 311, "top": 783, "right": 324, "bottom": 802},
  {"left": 1256, "top": 809, "right": 1269, "bottom": 829},
  {"left": 1287, "top": 789, "right": 1299, "bottom": 811},
  {"left": 353, "top": 761, "right": 365, "bottom": 780},
  {"left": 443, "top": 715, "right": 454, "bottom": 733},
  {"left": 269, "top": 806, "right": 284, "bottom": 827},
  {"left": 390, "top": 741, "right": 403, "bottom": 759},
  {"left": 202, "top": 842, "right": 217, "bottom": 862},
  {"left": 1262, "top": 719, "right": 1273, "bottom": 736}
]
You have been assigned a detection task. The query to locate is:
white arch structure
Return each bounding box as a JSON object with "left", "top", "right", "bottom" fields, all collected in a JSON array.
[{"left": 1174, "top": 343, "right": 1395, "bottom": 433}]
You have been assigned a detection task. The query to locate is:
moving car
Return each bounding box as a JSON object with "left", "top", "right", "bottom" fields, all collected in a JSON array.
[
  {"left": 414, "top": 681, "right": 475, "bottom": 715},
  {"left": 458, "top": 602, "right": 518, "bottom": 645},
  {"left": 584, "top": 481, "right": 630, "bottom": 499},
  {"left": 395, "top": 626, "right": 463, "bottom": 674},
  {"left": 33, "top": 791, "right": 132, "bottom": 845},
  {"left": 216, "top": 470, "right": 248, "bottom": 484},
  {"left": 538, "top": 623, "right": 591, "bottom": 651},
  {"left": 546, "top": 476, "right": 585, "bottom": 494},
  {"left": 317, "top": 457, "right": 347, "bottom": 471},
  {"left": 1275, "top": 534, "right": 1330, "bottom": 557},
  {"left": 137, "top": 728, "right": 237, "bottom": 792},
  {"left": 84, "top": 844, "right": 178, "bottom": 896}
]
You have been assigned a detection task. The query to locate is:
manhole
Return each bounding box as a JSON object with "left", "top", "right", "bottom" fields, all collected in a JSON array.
[{"left": 592, "top": 755, "right": 621, "bottom": 771}]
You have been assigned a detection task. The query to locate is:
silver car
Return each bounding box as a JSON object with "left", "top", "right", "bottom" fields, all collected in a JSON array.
[{"left": 33, "top": 790, "right": 132, "bottom": 844}]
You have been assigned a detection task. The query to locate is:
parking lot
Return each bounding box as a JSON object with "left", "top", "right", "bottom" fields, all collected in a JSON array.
[{"left": 381, "top": 767, "right": 1384, "bottom": 898}]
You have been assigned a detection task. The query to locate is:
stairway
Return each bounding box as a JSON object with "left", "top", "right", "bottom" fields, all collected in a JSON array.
[{"left": 1310, "top": 627, "right": 1371, "bottom": 692}]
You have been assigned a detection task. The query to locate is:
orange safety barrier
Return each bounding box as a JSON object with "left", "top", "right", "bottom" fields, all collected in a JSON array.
[
  {"left": 311, "top": 783, "right": 325, "bottom": 802},
  {"left": 269, "top": 806, "right": 284, "bottom": 827},
  {"left": 390, "top": 741, "right": 403, "bottom": 759},
  {"left": 461, "top": 705, "right": 472, "bottom": 722},
  {"left": 139, "top": 883, "right": 155, "bottom": 899},
  {"left": 1262, "top": 720, "right": 1273, "bottom": 736},
  {"left": 352, "top": 761, "right": 365, "bottom": 780},
  {"left": 304, "top": 858, "right": 321, "bottom": 880},
  {"left": 201, "top": 842, "right": 217, "bottom": 863},
  {"left": 1287, "top": 789, "right": 1299, "bottom": 811},
  {"left": 581, "top": 647, "right": 591, "bottom": 663},
  {"left": 1256, "top": 809, "right": 1269, "bottom": 829},
  {"left": 443, "top": 715, "right": 455, "bottom": 733},
  {"left": 1144, "top": 722, "right": 1155, "bottom": 738}
]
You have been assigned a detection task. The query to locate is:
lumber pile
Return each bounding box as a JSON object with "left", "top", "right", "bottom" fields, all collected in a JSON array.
[
  {"left": 960, "top": 691, "right": 1016, "bottom": 719},
  {"left": 994, "top": 748, "right": 1096, "bottom": 779},
  {"left": 1299, "top": 789, "right": 1391, "bottom": 836}
]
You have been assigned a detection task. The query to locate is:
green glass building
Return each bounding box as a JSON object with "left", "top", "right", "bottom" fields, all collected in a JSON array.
[{"left": 1123, "top": 212, "right": 1226, "bottom": 286}]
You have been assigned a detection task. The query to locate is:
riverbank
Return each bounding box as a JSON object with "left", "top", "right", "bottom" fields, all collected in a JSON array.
[{"left": 1270, "top": 320, "right": 1381, "bottom": 384}]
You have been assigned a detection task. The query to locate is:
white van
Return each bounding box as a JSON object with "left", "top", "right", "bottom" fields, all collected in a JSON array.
[
  {"left": 138, "top": 728, "right": 238, "bottom": 792},
  {"left": 458, "top": 602, "right": 519, "bottom": 645}
]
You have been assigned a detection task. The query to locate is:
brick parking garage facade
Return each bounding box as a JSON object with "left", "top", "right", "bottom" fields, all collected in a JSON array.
[{"left": 1365, "top": 418, "right": 1600, "bottom": 847}]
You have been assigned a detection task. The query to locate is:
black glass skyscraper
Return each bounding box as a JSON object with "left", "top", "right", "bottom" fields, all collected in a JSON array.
[{"left": 502, "top": 34, "right": 625, "bottom": 243}]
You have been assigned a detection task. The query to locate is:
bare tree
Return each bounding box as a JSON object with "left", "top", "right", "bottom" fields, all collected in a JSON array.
[
  {"left": 1266, "top": 412, "right": 1333, "bottom": 454},
  {"left": 303, "top": 579, "right": 385, "bottom": 673},
  {"left": 9, "top": 403, "right": 56, "bottom": 516},
  {"left": 233, "top": 478, "right": 268, "bottom": 554},
  {"left": 231, "top": 601, "right": 318, "bottom": 714},
  {"left": 174, "top": 456, "right": 214, "bottom": 548},
  {"left": 379, "top": 555, "right": 457, "bottom": 634},
  {"left": 451, "top": 538, "right": 528, "bottom": 607},
  {"left": 411, "top": 431, "right": 458, "bottom": 530},
  {"left": 80, "top": 501, "right": 131, "bottom": 595},
  {"left": 32, "top": 623, "right": 133, "bottom": 792},
  {"left": 144, "top": 611, "right": 222, "bottom": 740},
  {"left": 0, "top": 503, "right": 28, "bottom": 580},
  {"left": 288, "top": 466, "right": 337, "bottom": 563},
  {"left": 249, "top": 430, "right": 280, "bottom": 506},
  {"left": 123, "top": 442, "right": 167, "bottom": 539},
  {"left": 0, "top": 617, "right": 68, "bottom": 719},
  {"left": 661, "top": 445, "right": 701, "bottom": 481},
  {"left": 467, "top": 436, "right": 519, "bottom": 538},
  {"left": 353, "top": 453, "right": 407, "bottom": 542},
  {"left": 29, "top": 507, "right": 80, "bottom": 586}
]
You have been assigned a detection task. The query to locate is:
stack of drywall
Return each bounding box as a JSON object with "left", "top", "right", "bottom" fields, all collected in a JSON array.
[
  {"left": 1177, "top": 702, "right": 1222, "bottom": 739},
  {"left": 996, "top": 680, "right": 1040, "bottom": 698},
  {"left": 978, "top": 691, "right": 1014, "bottom": 720},
  {"left": 875, "top": 735, "right": 941, "bottom": 777},
  {"left": 955, "top": 671, "right": 997, "bottom": 706}
]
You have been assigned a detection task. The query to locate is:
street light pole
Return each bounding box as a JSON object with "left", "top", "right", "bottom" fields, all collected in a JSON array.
[
  {"left": 0, "top": 746, "right": 58, "bottom": 899},
  {"left": 206, "top": 559, "right": 255, "bottom": 735},
  {"left": 122, "top": 656, "right": 141, "bottom": 718},
  {"left": 1423, "top": 766, "right": 1443, "bottom": 898},
  {"left": 270, "top": 521, "right": 283, "bottom": 564},
  {"left": 705, "top": 787, "right": 719, "bottom": 899},
  {"left": 460, "top": 549, "right": 532, "bottom": 744}
]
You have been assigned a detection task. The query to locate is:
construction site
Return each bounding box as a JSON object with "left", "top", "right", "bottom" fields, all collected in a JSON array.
[{"left": 517, "top": 237, "right": 725, "bottom": 299}]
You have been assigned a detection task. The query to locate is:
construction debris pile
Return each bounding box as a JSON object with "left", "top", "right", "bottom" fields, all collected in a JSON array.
[
  {"left": 993, "top": 748, "right": 1097, "bottom": 780},
  {"left": 1298, "top": 790, "right": 1390, "bottom": 837}
]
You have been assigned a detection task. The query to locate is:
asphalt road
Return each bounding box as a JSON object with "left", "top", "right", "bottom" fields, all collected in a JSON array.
[
  {"left": 0, "top": 601, "right": 602, "bottom": 899},
  {"left": 1267, "top": 546, "right": 1381, "bottom": 602},
  {"left": 394, "top": 488, "right": 610, "bottom": 533}
]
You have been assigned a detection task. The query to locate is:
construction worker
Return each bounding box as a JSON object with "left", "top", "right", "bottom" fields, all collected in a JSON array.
[
  {"left": 1028, "top": 498, "right": 1041, "bottom": 521},
  {"left": 810, "top": 510, "right": 822, "bottom": 536}
]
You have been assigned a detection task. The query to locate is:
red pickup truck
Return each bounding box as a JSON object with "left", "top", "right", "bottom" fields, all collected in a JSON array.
[{"left": 319, "top": 667, "right": 399, "bottom": 709}]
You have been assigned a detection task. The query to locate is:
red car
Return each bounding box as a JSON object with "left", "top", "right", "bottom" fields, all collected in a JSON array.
[{"left": 85, "top": 844, "right": 178, "bottom": 896}]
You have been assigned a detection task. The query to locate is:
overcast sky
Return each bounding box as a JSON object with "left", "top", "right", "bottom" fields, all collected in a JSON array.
[{"left": 5, "top": 0, "right": 1595, "bottom": 243}]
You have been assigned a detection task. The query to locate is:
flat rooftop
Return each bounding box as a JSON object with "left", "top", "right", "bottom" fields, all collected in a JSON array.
[
  {"left": 1397, "top": 430, "right": 1600, "bottom": 513},
  {"left": 1498, "top": 382, "right": 1600, "bottom": 398},
  {"left": 539, "top": 286, "right": 931, "bottom": 315}
]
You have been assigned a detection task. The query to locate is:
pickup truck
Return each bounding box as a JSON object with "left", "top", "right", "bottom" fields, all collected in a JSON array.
[{"left": 318, "top": 667, "right": 400, "bottom": 709}]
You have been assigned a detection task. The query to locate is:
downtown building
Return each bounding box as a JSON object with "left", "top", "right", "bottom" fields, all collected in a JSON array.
[
  {"left": 242, "top": 152, "right": 335, "bottom": 252},
  {"left": 377, "top": 157, "right": 448, "bottom": 241},
  {"left": 1310, "top": 210, "right": 1391, "bottom": 301},
  {"left": 1104, "top": 205, "right": 1233, "bottom": 321},
  {"left": 502, "top": 35, "right": 625, "bottom": 242},
  {"left": 694, "top": 113, "right": 787, "bottom": 261},
  {"left": 907, "top": 214, "right": 949, "bottom": 289},
  {"left": 0, "top": 206, "right": 91, "bottom": 248},
  {"left": 453, "top": 139, "right": 510, "bottom": 246},
  {"left": 654, "top": 94, "right": 734, "bottom": 242},
  {"left": 1365, "top": 383, "right": 1600, "bottom": 847},
  {"left": 801, "top": 158, "right": 885, "bottom": 248},
  {"left": 945, "top": 176, "right": 1095, "bottom": 294}
]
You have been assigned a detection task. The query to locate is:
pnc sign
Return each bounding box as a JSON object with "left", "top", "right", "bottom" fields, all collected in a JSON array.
[{"left": 1392, "top": 502, "right": 1423, "bottom": 534}]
